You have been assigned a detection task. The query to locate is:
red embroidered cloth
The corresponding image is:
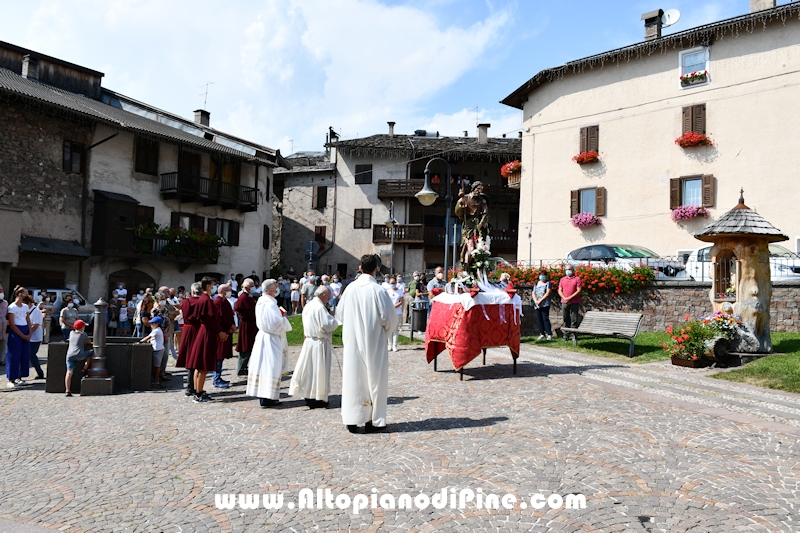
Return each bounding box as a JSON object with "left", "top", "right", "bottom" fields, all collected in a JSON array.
[{"left": 425, "top": 301, "right": 520, "bottom": 370}]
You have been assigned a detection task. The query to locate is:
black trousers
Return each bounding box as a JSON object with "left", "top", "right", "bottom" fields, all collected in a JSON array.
[{"left": 562, "top": 303, "right": 580, "bottom": 330}]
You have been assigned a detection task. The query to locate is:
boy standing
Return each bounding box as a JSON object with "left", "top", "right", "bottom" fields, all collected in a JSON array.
[
  {"left": 140, "top": 316, "right": 164, "bottom": 387},
  {"left": 65, "top": 320, "right": 92, "bottom": 397}
]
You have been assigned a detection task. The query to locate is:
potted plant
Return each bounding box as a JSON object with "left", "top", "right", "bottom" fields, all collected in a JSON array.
[
  {"left": 671, "top": 205, "right": 709, "bottom": 222},
  {"left": 571, "top": 212, "right": 601, "bottom": 228},
  {"left": 675, "top": 132, "right": 713, "bottom": 148},
  {"left": 572, "top": 151, "right": 599, "bottom": 165},
  {"left": 680, "top": 70, "right": 708, "bottom": 86},
  {"left": 663, "top": 316, "right": 713, "bottom": 367}
]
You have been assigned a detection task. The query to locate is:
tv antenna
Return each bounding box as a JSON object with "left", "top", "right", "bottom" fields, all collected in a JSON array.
[
  {"left": 471, "top": 104, "right": 479, "bottom": 125},
  {"left": 661, "top": 9, "right": 681, "bottom": 28},
  {"left": 198, "top": 81, "right": 215, "bottom": 109}
]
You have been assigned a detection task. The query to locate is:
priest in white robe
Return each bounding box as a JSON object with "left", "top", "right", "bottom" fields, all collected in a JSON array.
[
  {"left": 336, "top": 254, "right": 398, "bottom": 433},
  {"left": 289, "top": 285, "right": 339, "bottom": 408},
  {"left": 246, "top": 279, "right": 292, "bottom": 407}
]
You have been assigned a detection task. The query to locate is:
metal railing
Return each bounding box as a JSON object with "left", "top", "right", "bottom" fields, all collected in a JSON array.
[{"left": 160, "top": 172, "right": 258, "bottom": 211}]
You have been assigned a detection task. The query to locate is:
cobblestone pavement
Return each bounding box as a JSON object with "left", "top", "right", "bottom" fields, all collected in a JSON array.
[{"left": 0, "top": 342, "right": 798, "bottom": 532}]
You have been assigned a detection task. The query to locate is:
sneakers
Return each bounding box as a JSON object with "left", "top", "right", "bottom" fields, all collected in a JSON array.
[
  {"left": 193, "top": 391, "right": 215, "bottom": 403},
  {"left": 213, "top": 381, "right": 230, "bottom": 389},
  {"left": 546, "top": 335, "right": 552, "bottom": 341},
  {"left": 536, "top": 335, "right": 545, "bottom": 340},
  {"left": 392, "top": 345, "right": 398, "bottom": 352},
  {"left": 6, "top": 381, "right": 16, "bottom": 389},
  {"left": 185, "top": 388, "right": 196, "bottom": 397}
]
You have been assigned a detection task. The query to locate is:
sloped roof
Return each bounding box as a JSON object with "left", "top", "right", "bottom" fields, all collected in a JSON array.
[
  {"left": 93, "top": 190, "right": 139, "bottom": 204},
  {"left": 327, "top": 134, "right": 521, "bottom": 162},
  {"left": 274, "top": 154, "right": 334, "bottom": 175},
  {"left": 0, "top": 69, "right": 276, "bottom": 166},
  {"left": 695, "top": 194, "right": 788, "bottom": 243},
  {"left": 20, "top": 236, "right": 89, "bottom": 258},
  {"left": 502, "top": 2, "right": 800, "bottom": 109}
]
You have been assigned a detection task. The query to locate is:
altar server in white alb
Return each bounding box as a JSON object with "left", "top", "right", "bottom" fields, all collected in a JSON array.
[
  {"left": 289, "top": 285, "right": 339, "bottom": 409},
  {"left": 336, "top": 254, "right": 398, "bottom": 433},
  {"left": 246, "top": 279, "right": 292, "bottom": 407}
]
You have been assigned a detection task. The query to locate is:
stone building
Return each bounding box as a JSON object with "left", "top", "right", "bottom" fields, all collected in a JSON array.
[
  {"left": 277, "top": 124, "right": 521, "bottom": 278},
  {"left": 502, "top": 1, "right": 800, "bottom": 261},
  {"left": 0, "top": 41, "right": 285, "bottom": 299}
]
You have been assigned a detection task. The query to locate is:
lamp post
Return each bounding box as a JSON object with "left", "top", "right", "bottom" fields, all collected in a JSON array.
[
  {"left": 384, "top": 200, "right": 397, "bottom": 273},
  {"left": 415, "top": 157, "right": 452, "bottom": 275}
]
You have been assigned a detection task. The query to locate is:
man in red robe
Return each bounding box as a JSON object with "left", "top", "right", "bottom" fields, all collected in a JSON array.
[
  {"left": 185, "top": 277, "right": 226, "bottom": 403},
  {"left": 213, "top": 283, "right": 236, "bottom": 389},
  {"left": 234, "top": 278, "right": 257, "bottom": 376},
  {"left": 177, "top": 283, "right": 201, "bottom": 397}
]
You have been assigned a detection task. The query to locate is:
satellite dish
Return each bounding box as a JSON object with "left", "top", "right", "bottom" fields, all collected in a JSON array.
[
  {"left": 661, "top": 9, "right": 681, "bottom": 28},
  {"left": 304, "top": 240, "right": 320, "bottom": 255}
]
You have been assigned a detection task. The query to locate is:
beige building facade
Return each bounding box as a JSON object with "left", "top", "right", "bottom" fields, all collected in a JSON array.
[{"left": 503, "top": 3, "right": 800, "bottom": 262}]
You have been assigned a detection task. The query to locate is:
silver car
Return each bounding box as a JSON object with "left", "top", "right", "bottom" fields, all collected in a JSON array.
[
  {"left": 684, "top": 244, "right": 800, "bottom": 281},
  {"left": 566, "top": 244, "right": 686, "bottom": 278}
]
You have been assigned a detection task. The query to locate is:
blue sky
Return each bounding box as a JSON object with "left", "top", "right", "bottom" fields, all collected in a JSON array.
[{"left": 1, "top": 0, "right": 771, "bottom": 154}]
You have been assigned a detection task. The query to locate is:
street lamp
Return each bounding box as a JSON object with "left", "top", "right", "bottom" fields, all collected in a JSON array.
[
  {"left": 385, "top": 200, "right": 397, "bottom": 273},
  {"left": 416, "top": 157, "right": 452, "bottom": 275}
]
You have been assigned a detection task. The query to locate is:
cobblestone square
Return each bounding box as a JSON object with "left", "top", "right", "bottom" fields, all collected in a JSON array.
[{"left": 1, "top": 343, "right": 798, "bottom": 532}]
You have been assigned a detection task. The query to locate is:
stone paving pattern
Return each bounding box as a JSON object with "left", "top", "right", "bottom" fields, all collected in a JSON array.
[{"left": 0, "top": 342, "right": 798, "bottom": 532}]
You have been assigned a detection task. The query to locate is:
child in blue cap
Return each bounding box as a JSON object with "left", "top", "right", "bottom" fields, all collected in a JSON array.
[{"left": 140, "top": 315, "right": 164, "bottom": 387}]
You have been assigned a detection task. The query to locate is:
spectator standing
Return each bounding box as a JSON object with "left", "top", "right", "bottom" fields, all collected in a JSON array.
[
  {"left": 107, "top": 295, "right": 119, "bottom": 337},
  {"left": 212, "top": 283, "right": 236, "bottom": 388},
  {"left": 532, "top": 271, "right": 554, "bottom": 341},
  {"left": 229, "top": 274, "right": 238, "bottom": 294},
  {"left": 6, "top": 286, "right": 31, "bottom": 387},
  {"left": 426, "top": 267, "right": 446, "bottom": 316},
  {"left": 301, "top": 275, "right": 317, "bottom": 309},
  {"left": 27, "top": 296, "right": 44, "bottom": 379},
  {"left": 381, "top": 274, "right": 392, "bottom": 290},
  {"left": 39, "top": 294, "right": 54, "bottom": 344},
  {"left": 235, "top": 278, "right": 258, "bottom": 376},
  {"left": 59, "top": 296, "right": 79, "bottom": 342},
  {"left": 290, "top": 280, "right": 301, "bottom": 315},
  {"left": 329, "top": 275, "right": 342, "bottom": 312},
  {"left": 557, "top": 265, "right": 582, "bottom": 339},
  {"left": 139, "top": 316, "right": 164, "bottom": 386},
  {"left": 118, "top": 300, "right": 130, "bottom": 337},
  {"left": 0, "top": 284, "right": 7, "bottom": 366},
  {"left": 387, "top": 278, "right": 403, "bottom": 352},
  {"left": 116, "top": 283, "right": 128, "bottom": 299}
]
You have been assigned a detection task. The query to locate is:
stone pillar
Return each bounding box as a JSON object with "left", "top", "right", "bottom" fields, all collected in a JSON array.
[{"left": 89, "top": 298, "right": 109, "bottom": 377}]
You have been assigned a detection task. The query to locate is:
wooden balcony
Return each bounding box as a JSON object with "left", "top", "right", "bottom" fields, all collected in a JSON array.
[
  {"left": 377, "top": 179, "right": 520, "bottom": 204},
  {"left": 133, "top": 236, "right": 219, "bottom": 264},
  {"left": 160, "top": 172, "right": 258, "bottom": 212},
  {"left": 506, "top": 170, "right": 521, "bottom": 189},
  {"left": 372, "top": 224, "right": 424, "bottom": 244}
]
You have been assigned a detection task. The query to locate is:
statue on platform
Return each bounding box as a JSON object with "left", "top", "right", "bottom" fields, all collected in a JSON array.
[{"left": 455, "top": 181, "right": 491, "bottom": 269}]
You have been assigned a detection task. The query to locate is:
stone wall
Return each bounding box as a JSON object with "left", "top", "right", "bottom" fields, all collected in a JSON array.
[{"left": 518, "top": 281, "right": 800, "bottom": 335}]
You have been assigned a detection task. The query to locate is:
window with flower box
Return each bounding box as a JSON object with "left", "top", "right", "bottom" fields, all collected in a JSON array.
[
  {"left": 570, "top": 187, "right": 605, "bottom": 217},
  {"left": 679, "top": 47, "right": 709, "bottom": 88},
  {"left": 669, "top": 175, "right": 714, "bottom": 209},
  {"left": 579, "top": 126, "right": 599, "bottom": 154},
  {"left": 207, "top": 218, "right": 240, "bottom": 246}
]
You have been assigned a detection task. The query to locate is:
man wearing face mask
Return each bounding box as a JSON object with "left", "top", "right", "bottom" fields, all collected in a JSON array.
[
  {"left": 329, "top": 275, "right": 342, "bottom": 312},
  {"left": 426, "top": 267, "right": 447, "bottom": 316},
  {"left": 0, "top": 285, "right": 7, "bottom": 365},
  {"left": 117, "top": 283, "right": 127, "bottom": 299},
  {"left": 60, "top": 296, "right": 79, "bottom": 342},
  {"left": 557, "top": 264, "right": 582, "bottom": 340}
]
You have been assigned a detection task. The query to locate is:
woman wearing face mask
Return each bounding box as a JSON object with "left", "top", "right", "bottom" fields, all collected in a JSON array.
[
  {"left": 59, "top": 296, "right": 79, "bottom": 342},
  {"left": 290, "top": 279, "right": 300, "bottom": 315},
  {"left": 6, "top": 286, "right": 32, "bottom": 387},
  {"left": 532, "top": 271, "right": 553, "bottom": 341}
]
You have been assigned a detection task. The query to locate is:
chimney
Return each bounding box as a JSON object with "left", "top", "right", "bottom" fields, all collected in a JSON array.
[
  {"left": 477, "top": 123, "right": 490, "bottom": 145},
  {"left": 641, "top": 9, "right": 664, "bottom": 41},
  {"left": 21, "top": 55, "right": 39, "bottom": 81},
  {"left": 194, "top": 109, "right": 210, "bottom": 127},
  {"left": 750, "top": 0, "right": 776, "bottom": 12},
  {"left": 518, "top": 131, "right": 523, "bottom": 138},
  {"left": 463, "top": 131, "right": 468, "bottom": 137},
  {"left": 387, "top": 121, "right": 395, "bottom": 137}
]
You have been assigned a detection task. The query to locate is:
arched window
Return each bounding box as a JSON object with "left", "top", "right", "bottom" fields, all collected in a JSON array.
[{"left": 713, "top": 249, "right": 737, "bottom": 302}]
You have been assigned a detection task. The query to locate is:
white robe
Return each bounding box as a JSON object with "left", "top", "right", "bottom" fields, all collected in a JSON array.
[
  {"left": 246, "top": 294, "right": 292, "bottom": 400},
  {"left": 288, "top": 298, "right": 339, "bottom": 402},
  {"left": 336, "top": 274, "right": 398, "bottom": 427}
]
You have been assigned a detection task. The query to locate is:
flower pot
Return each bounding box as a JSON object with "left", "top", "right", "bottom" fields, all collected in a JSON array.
[
  {"left": 681, "top": 76, "right": 706, "bottom": 87},
  {"left": 671, "top": 356, "right": 710, "bottom": 368},
  {"left": 507, "top": 169, "right": 521, "bottom": 188}
]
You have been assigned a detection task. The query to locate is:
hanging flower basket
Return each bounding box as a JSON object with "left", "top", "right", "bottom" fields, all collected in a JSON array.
[
  {"left": 680, "top": 70, "right": 708, "bottom": 86},
  {"left": 500, "top": 160, "right": 521, "bottom": 178},
  {"left": 675, "top": 132, "right": 713, "bottom": 148},
  {"left": 671, "top": 205, "right": 709, "bottom": 222},
  {"left": 572, "top": 151, "right": 599, "bottom": 164},
  {"left": 571, "top": 212, "right": 601, "bottom": 228}
]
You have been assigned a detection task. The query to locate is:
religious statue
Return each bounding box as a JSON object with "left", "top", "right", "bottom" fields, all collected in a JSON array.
[{"left": 454, "top": 181, "right": 491, "bottom": 268}]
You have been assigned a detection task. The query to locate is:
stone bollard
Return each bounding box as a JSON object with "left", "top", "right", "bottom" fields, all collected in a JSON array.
[{"left": 89, "top": 298, "right": 109, "bottom": 378}]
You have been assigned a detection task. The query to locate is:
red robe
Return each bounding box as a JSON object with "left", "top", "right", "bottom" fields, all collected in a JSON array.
[
  {"left": 214, "top": 296, "right": 235, "bottom": 361},
  {"left": 176, "top": 296, "right": 199, "bottom": 368},
  {"left": 185, "top": 293, "right": 221, "bottom": 371},
  {"left": 234, "top": 292, "right": 257, "bottom": 354}
]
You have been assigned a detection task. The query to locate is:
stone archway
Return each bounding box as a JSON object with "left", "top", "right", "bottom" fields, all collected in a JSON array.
[{"left": 108, "top": 269, "right": 156, "bottom": 301}]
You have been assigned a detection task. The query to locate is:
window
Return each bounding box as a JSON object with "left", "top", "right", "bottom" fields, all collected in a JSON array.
[
  {"left": 354, "top": 209, "right": 372, "bottom": 229},
  {"left": 263, "top": 224, "right": 270, "bottom": 250},
  {"left": 355, "top": 164, "right": 373, "bottom": 185},
  {"left": 682, "top": 105, "right": 706, "bottom": 134},
  {"left": 207, "top": 219, "right": 240, "bottom": 246},
  {"left": 679, "top": 47, "right": 709, "bottom": 88},
  {"left": 314, "top": 226, "right": 326, "bottom": 249},
  {"left": 171, "top": 212, "right": 205, "bottom": 232},
  {"left": 570, "top": 187, "right": 606, "bottom": 216},
  {"left": 312, "top": 186, "right": 327, "bottom": 209},
  {"left": 714, "top": 248, "right": 738, "bottom": 302},
  {"left": 579, "top": 126, "right": 599, "bottom": 153},
  {"left": 135, "top": 138, "right": 159, "bottom": 175},
  {"left": 670, "top": 175, "right": 714, "bottom": 209},
  {"left": 63, "top": 141, "right": 85, "bottom": 174}
]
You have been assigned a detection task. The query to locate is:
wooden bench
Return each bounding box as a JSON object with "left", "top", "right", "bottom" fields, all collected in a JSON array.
[{"left": 561, "top": 311, "right": 644, "bottom": 358}]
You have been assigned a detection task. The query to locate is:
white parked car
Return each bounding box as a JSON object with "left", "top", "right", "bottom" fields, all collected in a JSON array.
[
  {"left": 684, "top": 244, "right": 800, "bottom": 281},
  {"left": 565, "top": 244, "right": 687, "bottom": 279}
]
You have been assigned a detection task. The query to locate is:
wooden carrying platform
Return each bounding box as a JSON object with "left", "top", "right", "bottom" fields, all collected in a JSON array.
[{"left": 561, "top": 311, "right": 644, "bottom": 358}]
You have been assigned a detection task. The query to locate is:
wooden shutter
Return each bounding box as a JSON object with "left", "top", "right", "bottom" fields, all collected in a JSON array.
[
  {"left": 315, "top": 225, "right": 326, "bottom": 242},
  {"left": 570, "top": 190, "right": 579, "bottom": 217},
  {"left": 670, "top": 178, "right": 681, "bottom": 209},
  {"left": 229, "top": 221, "right": 240, "bottom": 246},
  {"left": 207, "top": 219, "right": 218, "bottom": 235},
  {"left": 353, "top": 209, "right": 361, "bottom": 229},
  {"left": 693, "top": 104, "right": 706, "bottom": 134},
  {"left": 579, "top": 127, "right": 588, "bottom": 153},
  {"left": 312, "top": 186, "right": 325, "bottom": 209},
  {"left": 193, "top": 216, "right": 205, "bottom": 232},
  {"left": 682, "top": 107, "right": 693, "bottom": 134},
  {"left": 263, "top": 224, "right": 270, "bottom": 250},
  {"left": 135, "top": 205, "right": 154, "bottom": 225},
  {"left": 702, "top": 175, "right": 715, "bottom": 207},
  {"left": 170, "top": 212, "right": 180, "bottom": 227},
  {"left": 588, "top": 126, "right": 599, "bottom": 152},
  {"left": 595, "top": 187, "right": 606, "bottom": 217}
]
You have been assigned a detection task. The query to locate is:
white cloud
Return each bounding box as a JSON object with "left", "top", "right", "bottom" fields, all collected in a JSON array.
[{"left": 417, "top": 107, "right": 522, "bottom": 139}]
